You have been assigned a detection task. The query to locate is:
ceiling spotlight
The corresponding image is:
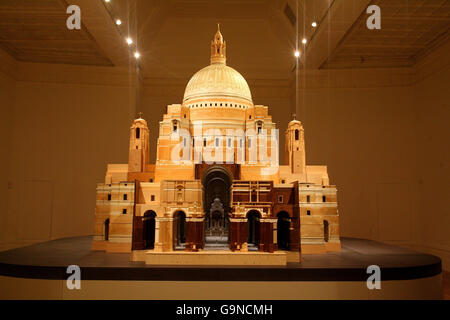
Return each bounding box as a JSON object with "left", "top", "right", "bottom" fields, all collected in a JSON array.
[
  {"left": 134, "top": 52, "right": 140, "bottom": 59},
  {"left": 126, "top": 37, "right": 133, "bottom": 45},
  {"left": 294, "top": 50, "right": 300, "bottom": 58},
  {"left": 312, "top": 22, "right": 317, "bottom": 28},
  {"left": 115, "top": 19, "right": 122, "bottom": 26},
  {"left": 105, "top": 0, "right": 110, "bottom": 3},
  {"left": 302, "top": 38, "right": 307, "bottom": 44}
]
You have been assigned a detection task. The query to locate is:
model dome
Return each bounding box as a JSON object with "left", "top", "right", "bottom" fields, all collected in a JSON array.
[
  {"left": 183, "top": 64, "right": 252, "bottom": 104},
  {"left": 182, "top": 25, "right": 253, "bottom": 106}
]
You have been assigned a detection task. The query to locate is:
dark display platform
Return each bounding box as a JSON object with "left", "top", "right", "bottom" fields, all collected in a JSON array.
[{"left": 0, "top": 236, "right": 441, "bottom": 282}]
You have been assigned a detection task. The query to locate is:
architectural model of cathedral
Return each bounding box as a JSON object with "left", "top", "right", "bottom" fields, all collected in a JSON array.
[{"left": 92, "top": 27, "right": 341, "bottom": 264}]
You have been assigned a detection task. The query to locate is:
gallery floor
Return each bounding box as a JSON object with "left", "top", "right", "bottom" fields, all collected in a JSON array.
[{"left": 0, "top": 236, "right": 443, "bottom": 300}]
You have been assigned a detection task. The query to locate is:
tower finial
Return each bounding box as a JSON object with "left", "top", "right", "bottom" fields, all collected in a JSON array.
[
  {"left": 211, "top": 24, "right": 226, "bottom": 65},
  {"left": 292, "top": 113, "right": 297, "bottom": 120},
  {"left": 137, "top": 111, "right": 144, "bottom": 119}
]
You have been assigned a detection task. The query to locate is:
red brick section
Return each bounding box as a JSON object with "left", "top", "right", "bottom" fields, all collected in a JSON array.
[
  {"left": 185, "top": 221, "right": 204, "bottom": 251},
  {"left": 229, "top": 221, "right": 247, "bottom": 251}
]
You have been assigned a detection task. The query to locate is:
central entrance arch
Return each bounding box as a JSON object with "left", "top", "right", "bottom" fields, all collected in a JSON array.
[{"left": 202, "top": 166, "right": 232, "bottom": 247}]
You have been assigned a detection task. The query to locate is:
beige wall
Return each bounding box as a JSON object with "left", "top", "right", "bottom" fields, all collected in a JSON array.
[
  {"left": 411, "top": 59, "right": 450, "bottom": 268},
  {"left": 298, "top": 83, "right": 416, "bottom": 241},
  {"left": 0, "top": 52, "right": 15, "bottom": 247},
  {"left": 0, "top": 57, "right": 137, "bottom": 249}
]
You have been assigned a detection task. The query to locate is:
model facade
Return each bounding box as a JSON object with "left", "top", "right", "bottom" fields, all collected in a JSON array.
[{"left": 92, "top": 27, "right": 341, "bottom": 261}]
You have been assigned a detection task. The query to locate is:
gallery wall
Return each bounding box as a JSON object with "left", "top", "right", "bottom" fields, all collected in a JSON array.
[
  {"left": 0, "top": 50, "right": 15, "bottom": 247},
  {"left": 410, "top": 48, "right": 450, "bottom": 269},
  {"left": 0, "top": 55, "right": 137, "bottom": 249}
]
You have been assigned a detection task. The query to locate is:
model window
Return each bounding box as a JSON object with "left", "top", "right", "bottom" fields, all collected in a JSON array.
[
  {"left": 107, "top": 194, "right": 111, "bottom": 201},
  {"left": 173, "top": 124, "right": 177, "bottom": 132},
  {"left": 249, "top": 115, "right": 252, "bottom": 119},
  {"left": 307, "top": 210, "right": 311, "bottom": 216},
  {"left": 123, "top": 209, "right": 127, "bottom": 214},
  {"left": 228, "top": 138, "right": 232, "bottom": 147},
  {"left": 239, "top": 139, "right": 243, "bottom": 148},
  {"left": 136, "top": 127, "right": 140, "bottom": 139},
  {"left": 295, "top": 129, "right": 299, "bottom": 140},
  {"left": 281, "top": 180, "right": 286, "bottom": 184},
  {"left": 203, "top": 138, "right": 207, "bottom": 147},
  {"left": 215, "top": 138, "right": 219, "bottom": 147},
  {"left": 151, "top": 195, "right": 155, "bottom": 201},
  {"left": 307, "top": 195, "right": 310, "bottom": 203},
  {"left": 323, "top": 196, "right": 326, "bottom": 202},
  {"left": 149, "top": 179, "right": 153, "bottom": 182},
  {"left": 183, "top": 138, "right": 187, "bottom": 147},
  {"left": 123, "top": 194, "right": 127, "bottom": 200},
  {"left": 278, "top": 195, "right": 283, "bottom": 203}
]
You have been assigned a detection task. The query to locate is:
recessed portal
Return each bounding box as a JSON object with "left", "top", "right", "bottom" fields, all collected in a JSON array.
[
  {"left": 143, "top": 211, "right": 156, "bottom": 249},
  {"left": 104, "top": 218, "right": 110, "bottom": 241},
  {"left": 324, "top": 220, "right": 329, "bottom": 242},
  {"left": 173, "top": 211, "right": 186, "bottom": 250},
  {"left": 277, "top": 211, "right": 290, "bottom": 250},
  {"left": 247, "top": 210, "right": 261, "bottom": 251}
]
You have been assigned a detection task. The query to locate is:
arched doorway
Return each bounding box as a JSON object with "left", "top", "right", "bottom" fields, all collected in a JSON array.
[
  {"left": 277, "top": 211, "right": 290, "bottom": 250},
  {"left": 324, "top": 220, "right": 329, "bottom": 242},
  {"left": 143, "top": 211, "right": 156, "bottom": 249},
  {"left": 173, "top": 211, "right": 186, "bottom": 250},
  {"left": 104, "top": 219, "right": 110, "bottom": 241},
  {"left": 247, "top": 210, "right": 261, "bottom": 250},
  {"left": 202, "top": 166, "right": 232, "bottom": 247}
]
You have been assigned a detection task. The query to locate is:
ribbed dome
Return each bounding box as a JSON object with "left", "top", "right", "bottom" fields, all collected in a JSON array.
[{"left": 183, "top": 63, "right": 253, "bottom": 104}]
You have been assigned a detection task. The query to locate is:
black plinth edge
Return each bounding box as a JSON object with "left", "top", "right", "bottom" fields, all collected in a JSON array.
[{"left": 0, "top": 236, "right": 442, "bottom": 282}]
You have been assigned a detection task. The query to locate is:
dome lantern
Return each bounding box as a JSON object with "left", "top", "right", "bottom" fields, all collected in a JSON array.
[{"left": 211, "top": 23, "right": 226, "bottom": 65}]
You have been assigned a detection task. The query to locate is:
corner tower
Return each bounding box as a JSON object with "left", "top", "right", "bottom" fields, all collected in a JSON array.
[
  {"left": 128, "top": 114, "right": 149, "bottom": 173},
  {"left": 285, "top": 116, "right": 306, "bottom": 174}
]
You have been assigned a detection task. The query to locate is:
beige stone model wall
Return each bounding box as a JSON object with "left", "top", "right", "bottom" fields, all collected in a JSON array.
[
  {"left": 92, "top": 182, "right": 135, "bottom": 252},
  {"left": 299, "top": 184, "right": 340, "bottom": 253}
]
